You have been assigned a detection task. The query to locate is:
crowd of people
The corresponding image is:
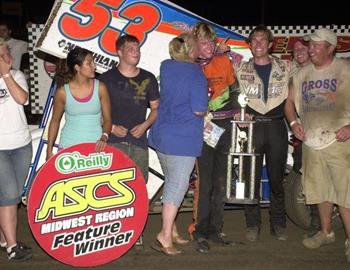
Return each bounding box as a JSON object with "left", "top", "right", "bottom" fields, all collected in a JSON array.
[{"left": 1, "top": 18, "right": 350, "bottom": 264}]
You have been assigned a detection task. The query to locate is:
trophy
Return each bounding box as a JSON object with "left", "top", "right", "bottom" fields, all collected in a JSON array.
[{"left": 226, "top": 93, "right": 258, "bottom": 204}]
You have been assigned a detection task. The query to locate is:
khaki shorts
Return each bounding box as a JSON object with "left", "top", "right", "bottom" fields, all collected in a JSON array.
[{"left": 302, "top": 139, "right": 350, "bottom": 208}]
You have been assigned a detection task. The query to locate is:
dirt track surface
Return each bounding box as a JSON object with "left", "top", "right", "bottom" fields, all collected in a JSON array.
[{"left": 0, "top": 207, "right": 349, "bottom": 270}]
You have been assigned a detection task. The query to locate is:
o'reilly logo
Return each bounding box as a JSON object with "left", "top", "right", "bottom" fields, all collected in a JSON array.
[{"left": 55, "top": 152, "right": 112, "bottom": 174}]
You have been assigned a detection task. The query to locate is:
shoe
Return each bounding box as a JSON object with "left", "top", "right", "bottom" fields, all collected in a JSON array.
[
  {"left": 151, "top": 239, "right": 182, "bottom": 256},
  {"left": 345, "top": 239, "right": 350, "bottom": 262},
  {"left": 7, "top": 244, "right": 32, "bottom": 261},
  {"left": 304, "top": 227, "right": 320, "bottom": 239},
  {"left": 245, "top": 227, "right": 260, "bottom": 242},
  {"left": 133, "top": 235, "right": 144, "bottom": 253},
  {"left": 208, "top": 234, "right": 234, "bottom": 247},
  {"left": 271, "top": 226, "right": 287, "bottom": 241},
  {"left": 302, "top": 231, "right": 335, "bottom": 249},
  {"left": 1, "top": 241, "right": 32, "bottom": 253},
  {"left": 0, "top": 242, "right": 6, "bottom": 252},
  {"left": 193, "top": 237, "right": 210, "bottom": 253},
  {"left": 219, "top": 232, "right": 227, "bottom": 238}
]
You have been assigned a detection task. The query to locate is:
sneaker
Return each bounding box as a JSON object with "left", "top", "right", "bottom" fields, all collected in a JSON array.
[
  {"left": 133, "top": 236, "right": 144, "bottom": 253},
  {"left": 245, "top": 227, "right": 260, "bottom": 242},
  {"left": 193, "top": 237, "right": 210, "bottom": 253},
  {"left": 271, "top": 226, "right": 287, "bottom": 241},
  {"left": 303, "top": 227, "right": 320, "bottom": 239},
  {"left": 7, "top": 244, "right": 32, "bottom": 261},
  {"left": 219, "top": 232, "right": 227, "bottom": 238},
  {"left": 208, "top": 233, "right": 234, "bottom": 247},
  {"left": 302, "top": 231, "right": 335, "bottom": 249},
  {"left": 345, "top": 239, "right": 350, "bottom": 262},
  {"left": 0, "top": 242, "right": 6, "bottom": 252}
]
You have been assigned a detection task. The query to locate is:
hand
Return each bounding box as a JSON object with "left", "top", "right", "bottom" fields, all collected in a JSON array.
[
  {"left": 291, "top": 123, "right": 306, "bottom": 141},
  {"left": 216, "top": 44, "right": 231, "bottom": 54},
  {"left": 95, "top": 139, "right": 107, "bottom": 152},
  {"left": 233, "top": 113, "right": 253, "bottom": 128},
  {"left": 130, "top": 123, "right": 147, "bottom": 138},
  {"left": 111, "top": 125, "right": 128, "bottom": 137},
  {"left": 46, "top": 150, "right": 53, "bottom": 161},
  {"left": 335, "top": 124, "right": 350, "bottom": 142},
  {"left": 0, "top": 54, "right": 12, "bottom": 76}
]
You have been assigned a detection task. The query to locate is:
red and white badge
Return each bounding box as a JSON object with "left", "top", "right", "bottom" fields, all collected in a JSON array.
[{"left": 27, "top": 143, "right": 148, "bottom": 267}]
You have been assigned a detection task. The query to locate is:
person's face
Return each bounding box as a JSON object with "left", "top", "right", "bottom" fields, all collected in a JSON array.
[
  {"left": 249, "top": 31, "right": 272, "bottom": 58},
  {"left": 0, "top": 25, "right": 11, "bottom": 40},
  {"left": 75, "top": 54, "right": 95, "bottom": 78},
  {"left": 197, "top": 38, "right": 215, "bottom": 59},
  {"left": 308, "top": 40, "right": 334, "bottom": 67},
  {"left": 118, "top": 41, "right": 141, "bottom": 66},
  {"left": 0, "top": 45, "right": 12, "bottom": 64},
  {"left": 293, "top": 41, "right": 310, "bottom": 66}
]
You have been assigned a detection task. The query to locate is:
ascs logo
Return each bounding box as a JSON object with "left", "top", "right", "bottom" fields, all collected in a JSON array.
[{"left": 27, "top": 143, "right": 148, "bottom": 267}]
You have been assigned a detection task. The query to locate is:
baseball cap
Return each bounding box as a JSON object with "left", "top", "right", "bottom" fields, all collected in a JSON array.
[
  {"left": 294, "top": 37, "right": 309, "bottom": 47},
  {"left": 303, "top": 28, "right": 337, "bottom": 46}
]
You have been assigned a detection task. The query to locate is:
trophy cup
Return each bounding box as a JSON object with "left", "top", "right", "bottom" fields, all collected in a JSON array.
[{"left": 226, "top": 93, "right": 258, "bottom": 204}]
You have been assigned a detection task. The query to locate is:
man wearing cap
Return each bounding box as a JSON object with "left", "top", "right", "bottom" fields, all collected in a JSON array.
[{"left": 285, "top": 28, "right": 350, "bottom": 262}]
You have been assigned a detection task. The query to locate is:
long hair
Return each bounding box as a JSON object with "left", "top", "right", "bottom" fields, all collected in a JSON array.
[
  {"left": 191, "top": 22, "right": 217, "bottom": 43},
  {"left": 54, "top": 47, "right": 92, "bottom": 87}
]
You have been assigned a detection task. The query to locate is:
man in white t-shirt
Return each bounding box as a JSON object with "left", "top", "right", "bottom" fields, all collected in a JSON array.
[
  {"left": 285, "top": 28, "right": 350, "bottom": 262},
  {"left": 0, "top": 21, "right": 28, "bottom": 71}
]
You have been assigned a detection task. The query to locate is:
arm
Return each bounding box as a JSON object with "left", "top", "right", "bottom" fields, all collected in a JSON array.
[
  {"left": 285, "top": 80, "right": 305, "bottom": 141},
  {"left": 46, "top": 87, "right": 65, "bottom": 160},
  {"left": 130, "top": 98, "right": 160, "bottom": 138},
  {"left": 96, "top": 82, "right": 112, "bottom": 152},
  {"left": 0, "top": 56, "right": 28, "bottom": 104}
]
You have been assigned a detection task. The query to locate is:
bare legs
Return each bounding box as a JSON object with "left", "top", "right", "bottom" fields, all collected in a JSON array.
[
  {"left": 157, "top": 203, "right": 178, "bottom": 247},
  {"left": 318, "top": 202, "right": 333, "bottom": 234},
  {"left": 339, "top": 206, "right": 350, "bottom": 240},
  {"left": 0, "top": 205, "right": 18, "bottom": 247}
]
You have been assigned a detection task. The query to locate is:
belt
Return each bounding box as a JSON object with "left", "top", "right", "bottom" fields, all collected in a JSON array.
[
  {"left": 255, "top": 115, "right": 284, "bottom": 122},
  {"left": 119, "top": 141, "right": 132, "bottom": 145},
  {"left": 210, "top": 110, "right": 237, "bottom": 120}
]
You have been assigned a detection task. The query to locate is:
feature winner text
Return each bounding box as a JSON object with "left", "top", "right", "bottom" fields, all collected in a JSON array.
[
  {"left": 41, "top": 207, "right": 135, "bottom": 234},
  {"left": 52, "top": 221, "right": 133, "bottom": 257}
]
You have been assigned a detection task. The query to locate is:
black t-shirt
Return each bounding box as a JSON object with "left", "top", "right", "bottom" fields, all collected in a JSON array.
[{"left": 98, "top": 66, "right": 160, "bottom": 149}]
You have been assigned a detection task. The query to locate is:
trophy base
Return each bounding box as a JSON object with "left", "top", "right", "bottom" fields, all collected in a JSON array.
[{"left": 224, "top": 197, "right": 259, "bottom": 205}]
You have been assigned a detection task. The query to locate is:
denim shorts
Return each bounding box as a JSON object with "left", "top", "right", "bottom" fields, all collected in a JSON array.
[
  {"left": 0, "top": 143, "right": 32, "bottom": 206},
  {"left": 110, "top": 142, "right": 149, "bottom": 183},
  {"left": 157, "top": 151, "right": 196, "bottom": 207}
]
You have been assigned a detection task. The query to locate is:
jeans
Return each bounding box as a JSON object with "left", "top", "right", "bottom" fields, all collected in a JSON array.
[
  {"left": 157, "top": 152, "right": 195, "bottom": 207},
  {"left": 0, "top": 143, "right": 32, "bottom": 206},
  {"left": 110, "top": 142, "right": 149, "bottom": 183}
]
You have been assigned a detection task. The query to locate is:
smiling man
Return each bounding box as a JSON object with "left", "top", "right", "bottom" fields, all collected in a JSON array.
[
  {"left": 285, "top": 28, "right": 350, "bottom": 262},
  {"left": 235, "top": 25, "right": 292, "bottom": 242}
]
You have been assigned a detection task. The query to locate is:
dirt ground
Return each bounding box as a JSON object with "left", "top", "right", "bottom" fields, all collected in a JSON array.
[{"left": 0, "top": 206, "right": 349, "bottom": 270}]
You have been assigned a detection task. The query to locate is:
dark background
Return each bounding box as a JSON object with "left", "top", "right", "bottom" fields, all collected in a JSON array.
[{"left": 1, "top": 0, "right": 349, "bottom": 40}]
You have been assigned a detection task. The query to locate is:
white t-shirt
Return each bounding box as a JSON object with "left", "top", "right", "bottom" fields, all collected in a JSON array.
[
  {"left": 0, "top": 70, "right": 31, "bottom": 149},
  {"left": 7, "top": 38, "right": 28, "bottom": 70},
  {"left": 293, "top": 58, "right": 350, "bottom": 149}
]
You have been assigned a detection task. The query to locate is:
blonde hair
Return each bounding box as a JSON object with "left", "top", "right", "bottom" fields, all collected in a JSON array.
[
  {"left": 191, "top": 22, "right": 217, "bottom": 42},
  {"left": 169, "top": 32, "right": 197, "bottom": 62}
]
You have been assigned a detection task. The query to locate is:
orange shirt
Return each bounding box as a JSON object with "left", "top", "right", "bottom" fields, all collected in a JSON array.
[{"left": 202, "top": 54, "right": 236, "bottom": 101}]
